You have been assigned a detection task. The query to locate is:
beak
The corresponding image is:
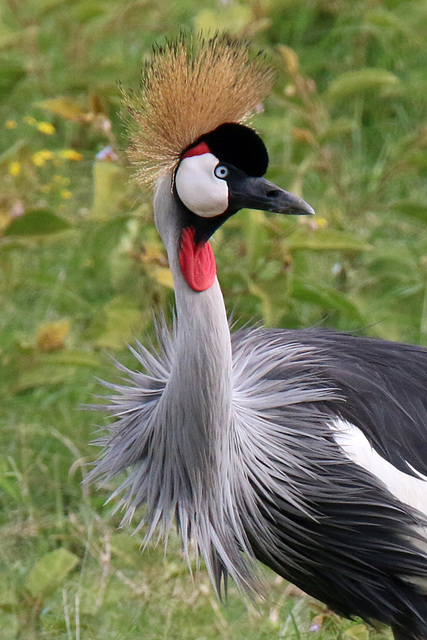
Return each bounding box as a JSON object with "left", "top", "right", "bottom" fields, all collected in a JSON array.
[{"left": 229, "top": 175, "right": 315, "bottom": 216}]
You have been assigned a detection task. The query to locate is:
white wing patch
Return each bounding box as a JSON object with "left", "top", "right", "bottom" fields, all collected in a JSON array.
[
  {"left": 331, "top": 418, "right": 427, "bottom": 517},
  {"left": 175, "top": 153, "right": 228, "bottom": 217}
]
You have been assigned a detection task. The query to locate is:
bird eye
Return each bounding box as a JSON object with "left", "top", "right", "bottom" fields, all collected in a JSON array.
[{"left": 214, "top": 165, "right": 229, "bottom": 179}]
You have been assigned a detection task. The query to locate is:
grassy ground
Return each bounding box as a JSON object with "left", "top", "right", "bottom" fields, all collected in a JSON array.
[{"left": 1, "top": 0, "right": 426, "bottom": 638}]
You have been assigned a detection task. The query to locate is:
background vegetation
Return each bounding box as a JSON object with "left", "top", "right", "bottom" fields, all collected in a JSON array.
[{"left": 1, "top": 0, "right": 426, "bottom": 638}]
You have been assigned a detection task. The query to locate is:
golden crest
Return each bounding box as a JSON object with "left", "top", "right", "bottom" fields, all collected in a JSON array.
[{"left": 123, "top": 34, "right": 273, "bottom": 187}]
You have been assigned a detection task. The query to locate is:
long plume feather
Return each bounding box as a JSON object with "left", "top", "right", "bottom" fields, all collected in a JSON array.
[{"left": 122, "top": 34, "right": 273, "bottom": 187}]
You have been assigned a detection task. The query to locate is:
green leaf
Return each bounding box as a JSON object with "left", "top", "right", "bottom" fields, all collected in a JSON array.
[
  {"left": 0, "top": 140, "right": 28, "bottom": 165},
  {"left": 0, "top": 613, "right": 18, "bottom": 640},
  {"left": 242, "top": 210, "right": 269, "bottom": 266},
  {"left": 367, "top": 247, "right": 418, "bottom": 283},
  {"left": 25, "top": 548, "right": 79, "bottom": 600},
  {"left": 88, "top": 296, "right": 145, "bottom": 350},
  {"left": 320, "top": 117, "right": 356, "bottom": 141},
  {"left": 12, "top": 349, "right": 102, "bottom": 394},
  {"left": 285, "top": 228, "right": 371, "bottom": 252},
  {"left": 110, "top": 533, "right": 144, "bottom": 565},
  {"left": 194, "top": 5, "right": 252, "bottom": 35},
  {"left": 365, "top": 8, "right": 418, "bottom": 44},
  {"left": 44, "top": 349, "right": 103, "bottom": 368},
  {"left": 0, "top": 580, "right": 18, "bottom": 609},
  {"left": 91, "top": 162, "right": 130, "bottom": 219},
  {"left": 0, "top": 61, "right": 26, "bottom": 97},
  {"left": 12, "top": 364, "right": 76, "bottom": 394},
  {"left": 327, "top": 68, "right": 399, "bottom": 103},
  {"left": 391, "top": 201, "right": 427, "bottom": 224},
  {"left": 344, "top": 623, "right": 370, "bottom": 640},
  {"left": 88, "top": 214, "right": 131, "bottom": 263},
  {"left": 0, "top": 460, "right": 22, "bottom": 504},
  {"left": 3, "top": 210, "right": 70, "bottom": 237},
  {"left": 404, "top": 150, "right": 427, "bottom": 170},
  {"left": 281, "top": 598, "right": 312, "bottom": 637},
  {"left": 292, "top": 282, "right": 365, "bottom": 323},
  {"left": 36, "top": 96, "right": 86, "bottom": 122},
  {"left": 248, "top": 280, "right": 277, "bottom": 327}
]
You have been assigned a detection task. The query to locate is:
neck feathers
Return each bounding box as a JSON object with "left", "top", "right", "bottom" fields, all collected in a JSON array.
[
  {"left": 89, "top": 174, "right": 251, "bottom": 593},
  {"left": 154, "top": 174, "right": 233, "bottom": 455},
  {"left": 149, "top": 175, "right": 235, "bottom": 576}
]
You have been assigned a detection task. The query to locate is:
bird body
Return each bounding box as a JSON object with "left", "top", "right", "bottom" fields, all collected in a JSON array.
[{"left": 89, "top": 36, "right": 427, "bottom": 640}]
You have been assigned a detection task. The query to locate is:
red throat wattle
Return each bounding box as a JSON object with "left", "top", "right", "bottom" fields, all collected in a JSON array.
[{"left": 179, "top": 227, "right": 216, "bottom": 292}]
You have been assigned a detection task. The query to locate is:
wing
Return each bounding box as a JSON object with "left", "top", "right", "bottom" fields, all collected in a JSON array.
[
  {"left": 257, "top": 328, "right": 427, "bottom": 479},
  {"left": 231, "top": 326, "right": 427, "bottom": 635}
]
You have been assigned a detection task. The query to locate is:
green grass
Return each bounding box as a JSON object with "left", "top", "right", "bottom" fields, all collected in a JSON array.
[{"left": 1, "top": 0, "right": 426, "bottom": 637}]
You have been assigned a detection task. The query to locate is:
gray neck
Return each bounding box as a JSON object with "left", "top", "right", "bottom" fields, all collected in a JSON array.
[{"left": 153, "top": 175, "right": 233, "bottom": 498}]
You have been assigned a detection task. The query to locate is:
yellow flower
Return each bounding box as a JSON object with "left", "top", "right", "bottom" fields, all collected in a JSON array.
[
  {"left": 24, "top": 116, "right": 37, "bottom": 126},
  {"left": 37, "top": 121, "right": 56, "bottom": 135},
  {"left": 58, "top": 149, "right": 84, "bottom": 161},
  {"left": 316, "top": 217, "right": 328, "bottom": 229},
  {"left": 32, "top": 150, "right": 54, "bottom": 167},
  {"left": 8, "top": 161, "right": 21, "bottom": 176},
  {"left": 5, "top": 120, "right": 17, "bottom": 129},
  {"left": 40, "top": 184, "right": 52, "bottom": 194},
  {"left": 60, "top": 189, "right": 72, "bottom": 199}
]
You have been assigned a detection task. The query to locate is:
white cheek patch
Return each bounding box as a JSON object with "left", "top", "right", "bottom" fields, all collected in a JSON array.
[{"left": 175, "top": 153, "right": 229, "bottom": 217}]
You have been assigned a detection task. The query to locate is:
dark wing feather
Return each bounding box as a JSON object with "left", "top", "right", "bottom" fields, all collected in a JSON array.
[
  {"left": 263, "top": 328, "right": 427, "bottom": 478},
  {"left": 232, "top": 327, "right": 427, "bottom": 638}
]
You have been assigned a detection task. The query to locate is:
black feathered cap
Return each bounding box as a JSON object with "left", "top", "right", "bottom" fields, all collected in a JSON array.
[{"left": 190, "top": 122, "right": 269, "bottom": 177}]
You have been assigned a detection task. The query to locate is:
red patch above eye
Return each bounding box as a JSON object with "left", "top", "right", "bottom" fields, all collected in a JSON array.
[
  {"left": 179, "top": 227, "right": 216, "bottom": 292},
  {"left": 182, "top": 141, "right": 211, "bottom": 159}
]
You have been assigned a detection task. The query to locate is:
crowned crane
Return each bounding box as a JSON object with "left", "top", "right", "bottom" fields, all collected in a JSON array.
[{"left": 88, "top": 36, "right": 427, "bottom": 640}]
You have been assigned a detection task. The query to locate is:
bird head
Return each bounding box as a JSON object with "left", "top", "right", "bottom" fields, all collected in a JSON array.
[
  {"left": 124, "top": 35, "right": 314, "bottom": 290},
  {"left": 175, "top": 121, "right": 313, "bottom": 235}
]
